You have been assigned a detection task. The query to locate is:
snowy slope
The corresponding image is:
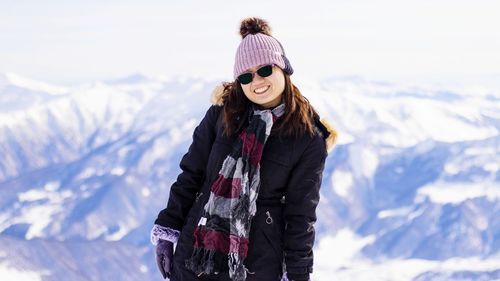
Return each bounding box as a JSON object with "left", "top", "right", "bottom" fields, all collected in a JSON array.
[
  {"left": 0, "top": 75, "right": 214, "bottom": 242},
  {"left": 0, "top": 73, "right": 499, "bottom": 281},
  {"left": 0, "top": 234, "right": 150, "bottom": 281}
]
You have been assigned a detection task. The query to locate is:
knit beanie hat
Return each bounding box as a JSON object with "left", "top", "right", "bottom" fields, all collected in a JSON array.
[{"left": 233, "top": 17, "right": 294, "bottom": 80}]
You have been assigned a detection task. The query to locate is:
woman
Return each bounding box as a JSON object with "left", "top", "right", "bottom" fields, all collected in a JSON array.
[{"left": 151, "top": 17, "right": 337, "bottom": 281}]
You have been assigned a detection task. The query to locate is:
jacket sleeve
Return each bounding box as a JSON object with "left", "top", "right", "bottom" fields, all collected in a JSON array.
[
  {"left": 284, "top": 134, "right": 327, "bottom": 277},
  {"left": 154, "top": 105, "right": 221, "bottom": 230}
]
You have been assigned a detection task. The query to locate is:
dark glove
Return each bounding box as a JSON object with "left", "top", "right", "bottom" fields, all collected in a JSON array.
[{"left": 155, "top": 239, "right": 174, "bottom": 279}]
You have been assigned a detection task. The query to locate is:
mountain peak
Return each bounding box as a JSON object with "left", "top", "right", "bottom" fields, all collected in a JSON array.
[{"left": 0, "top": 72, "right": 68, "bottom": 95}]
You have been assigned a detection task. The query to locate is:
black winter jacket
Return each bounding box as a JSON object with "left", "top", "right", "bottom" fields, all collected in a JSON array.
[{"left": 155, "top": 101, "right": 334, "bottom": 281}]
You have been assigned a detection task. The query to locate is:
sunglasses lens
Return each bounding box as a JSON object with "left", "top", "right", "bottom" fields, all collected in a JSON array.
[
  {"left": 238, "top": 65, "right": 273, "bottom": 85},
  {"left": 257, "top": 65, "right": 273, "bottom": 78},
  {"left": 238, "top": 73, "right": 253, "bottom": 85}
]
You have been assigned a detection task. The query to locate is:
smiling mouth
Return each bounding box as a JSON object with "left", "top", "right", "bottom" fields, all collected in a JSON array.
[{"left": 254, "top": 85, "right": 270, "bottom": 94}]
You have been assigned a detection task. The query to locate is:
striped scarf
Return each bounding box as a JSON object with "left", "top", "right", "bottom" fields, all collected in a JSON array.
[{"left": 185, "top": 103, "right": 285, "bottom": 281}]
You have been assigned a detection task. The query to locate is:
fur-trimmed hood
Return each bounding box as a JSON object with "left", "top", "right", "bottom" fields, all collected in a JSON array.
[{"left": 210, "top": 84, "right": 338, "bottom": 153}]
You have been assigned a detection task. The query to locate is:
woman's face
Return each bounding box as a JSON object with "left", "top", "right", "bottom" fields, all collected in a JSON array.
[{"left": 240, "top": 64, "right": 285, "bottom": 109}]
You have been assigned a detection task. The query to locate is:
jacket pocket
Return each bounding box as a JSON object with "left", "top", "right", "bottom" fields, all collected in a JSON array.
[{"left": 259, "top": 209, "right": 285, "bottom": 263}]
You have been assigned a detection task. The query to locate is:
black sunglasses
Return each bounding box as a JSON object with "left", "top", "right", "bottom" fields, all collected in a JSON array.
[{"left": 237, "top": 64, "right": 273, "bottom": 85}]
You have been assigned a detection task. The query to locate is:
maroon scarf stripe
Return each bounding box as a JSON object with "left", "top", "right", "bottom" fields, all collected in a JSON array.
[
  {"left": 193, "top": 226, "right": 249, "bottom": 257},
  {"left": 210, "top": 176, "right": 242, "bottom": 198},
  {"left": 240, "top": 131, "right": 265, "bottom": 166}
]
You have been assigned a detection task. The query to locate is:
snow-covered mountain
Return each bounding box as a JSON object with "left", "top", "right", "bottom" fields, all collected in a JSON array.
[{"left": 0, "top": 73, "right": 498, "bottom": 281}]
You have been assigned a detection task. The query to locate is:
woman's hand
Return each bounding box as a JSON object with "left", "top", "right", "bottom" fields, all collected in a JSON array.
[{"left": 155, "top": 239, "right": 174, "bottom": 279}]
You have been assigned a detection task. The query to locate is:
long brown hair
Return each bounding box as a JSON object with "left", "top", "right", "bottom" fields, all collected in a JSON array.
[{"left": 220, "top": 74, "right": 318, "bottom": 138}]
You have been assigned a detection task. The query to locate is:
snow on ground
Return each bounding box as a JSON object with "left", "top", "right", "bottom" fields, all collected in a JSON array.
[
  {"left": 417, "top": 181, "right": 500, "bottom": 204},
  {"left": 0, "top": 261, "right": 43, "bottom": 281},
  {"left": 312, "top": 228, "right": 500, "bottom": 281}
]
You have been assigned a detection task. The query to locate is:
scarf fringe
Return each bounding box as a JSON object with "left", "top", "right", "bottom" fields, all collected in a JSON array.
[
  {"left": 185, "top": 247, "right": 217, "bottom": 276},
  {"left": 229, "top": 252, "right": 248, "bottom": 281}
]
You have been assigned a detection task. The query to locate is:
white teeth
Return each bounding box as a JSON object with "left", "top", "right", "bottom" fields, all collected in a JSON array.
[{"left": 254, "top": 86, "right": 270, "bottom": 94}]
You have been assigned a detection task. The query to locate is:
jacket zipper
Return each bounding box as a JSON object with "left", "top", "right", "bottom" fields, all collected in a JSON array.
[
  {"left": 195, "top": 192, "right": 203, "bottom": 202},
  {"left": 265, "top": 211, "right": 273, "bottom": 224}
]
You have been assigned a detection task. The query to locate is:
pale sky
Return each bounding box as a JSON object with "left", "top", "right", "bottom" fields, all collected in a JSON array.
[{"left": 1, "top": 0, "right": 499, "bottom": 88}]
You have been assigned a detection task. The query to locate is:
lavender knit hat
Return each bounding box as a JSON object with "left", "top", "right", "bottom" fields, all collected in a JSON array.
[{"left": 233, "top": 17, "right": 294, "bottom": 80}]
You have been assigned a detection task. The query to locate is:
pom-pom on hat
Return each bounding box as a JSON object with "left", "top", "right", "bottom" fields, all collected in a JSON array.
[{"left": 233, "top": 17, "right": 294, "bottom": 80}]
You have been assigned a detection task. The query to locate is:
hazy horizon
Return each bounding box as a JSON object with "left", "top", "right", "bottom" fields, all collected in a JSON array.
[{"left": 1, "top": 0, "right": 499, "bottom": 89}]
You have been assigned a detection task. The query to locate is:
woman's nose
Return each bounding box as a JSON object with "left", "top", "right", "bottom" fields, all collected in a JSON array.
[{"left": 252, "top": 73, "right": 265, "bottom": 83}]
